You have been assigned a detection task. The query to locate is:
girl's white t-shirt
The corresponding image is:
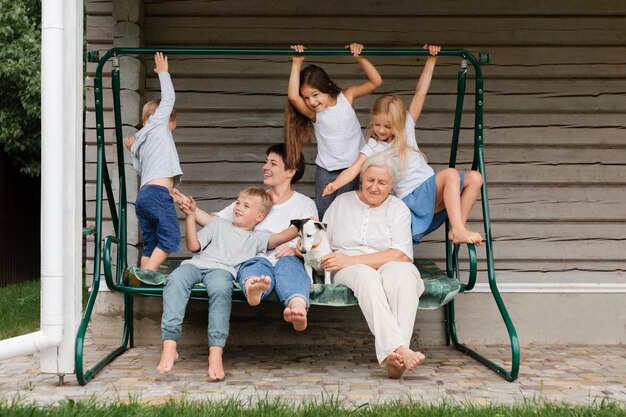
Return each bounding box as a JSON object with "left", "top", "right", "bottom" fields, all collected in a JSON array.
[
  {"left": 359, "top": 114, "right": 434, "bottom": 199},
  {"left": 217, "top": 191, "right": 317, "bottom": 265},
  {"left": 314, "top": 92, "right": 364, "bottom": 171}
]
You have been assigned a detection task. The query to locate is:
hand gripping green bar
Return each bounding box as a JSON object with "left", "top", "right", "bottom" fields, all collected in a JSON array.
[{"left": 76, "top": 47, "right": 518, "bottom": 385}]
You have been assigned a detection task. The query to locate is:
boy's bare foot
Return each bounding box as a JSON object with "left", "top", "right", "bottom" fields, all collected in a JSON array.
[
  {"left": 448, "top": 227, "right": 483, "bottom": 246},
  {"left": 283, "top": 297, "right": 307, "bottom": 331},
  {"left": 385, "top": 351, "right": 405, "bottom": 379},
  {"left": 396, "top": 346, "right": 425, "bottom": 371},
  {"left": 245, "top": 276, "right": 271, "bottom": 306},
  {"left": 208, "top": 346, "right": 225, "bottom": 381},
  {"left": 157, "top": 340, "right": 179, "bottom": 373}
]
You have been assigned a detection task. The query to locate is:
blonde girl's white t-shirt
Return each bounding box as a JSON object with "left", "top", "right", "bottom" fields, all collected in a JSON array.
[
  {"left": 359, "top": 114, "right": 434, "bottom": 199},
  {"left": 216, "top": 191, "right": 317, "bottom": 265},
  {"left": 313, "top": 92, "right": 364, "bottom": 171},
  {"left": 323, "top": 191, "right": 413, "bottom": 261}
]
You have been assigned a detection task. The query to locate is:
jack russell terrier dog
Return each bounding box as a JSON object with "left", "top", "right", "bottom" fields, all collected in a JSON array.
[{"left": 290, "top": 218, "right": 332, "bottom": 284}]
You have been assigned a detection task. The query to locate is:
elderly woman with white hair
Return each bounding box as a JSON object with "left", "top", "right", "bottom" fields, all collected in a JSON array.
[{"left": 321, "top": 152, "right": 425, "bottom": 378}]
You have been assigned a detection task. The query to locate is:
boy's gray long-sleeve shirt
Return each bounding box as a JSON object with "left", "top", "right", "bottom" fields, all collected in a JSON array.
[{"left": 130, "top": 72, "right": 183, "bottom": 187}]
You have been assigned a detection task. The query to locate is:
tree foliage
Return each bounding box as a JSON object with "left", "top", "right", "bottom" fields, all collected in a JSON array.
[{"left": 0, "top": 0, "right": 41, "bottom": 177}]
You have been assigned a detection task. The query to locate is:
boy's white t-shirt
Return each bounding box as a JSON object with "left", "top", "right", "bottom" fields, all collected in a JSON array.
[
  {"left": 360, "top": 114, "right": 434, "bottom": 199},
  {"left": 216, "top": 190, "right": 317, "bottom": 265}
]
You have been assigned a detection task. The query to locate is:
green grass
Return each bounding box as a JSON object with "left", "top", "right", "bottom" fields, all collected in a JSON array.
[
  {"left": 0, "top": 280, "right": 40, "bottom": 340},
  {"left": 0, "top": 398, "right": 624, "bottom": 417},
  {"left": 0, "top": 271, "right": 89, "bottom": 340}
]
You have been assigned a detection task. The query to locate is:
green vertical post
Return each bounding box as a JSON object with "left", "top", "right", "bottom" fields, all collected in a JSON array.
[
  {"left": 444, "top": 53, "right": 520, "bottom": 381},
  {"left": 111, "top": 56, "right": 128, "bottom": 279},
  {"left": 446, "top": 60, "right": 469, "bottom": 278},
  {"left": 75, "top": 55, "right": 130, "bottom": 386},
  {"left": 111, "top": 57, "right": 133, "bottom": 346}
]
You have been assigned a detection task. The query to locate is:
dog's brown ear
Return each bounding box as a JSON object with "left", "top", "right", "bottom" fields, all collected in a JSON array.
[{"left": 290, "top": 219, "right": 304, "bottom": 230}]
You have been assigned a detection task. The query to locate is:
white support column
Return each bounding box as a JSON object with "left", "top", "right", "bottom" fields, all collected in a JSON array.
[
  {"left": 39, "top": 0, "right": 83, "bottom": 375},
  {"left": 0, "top": 0, "right": 67, "bottom": 364},
  {"left": 35, "top": 0, "right": 66, "bottom": 368}
]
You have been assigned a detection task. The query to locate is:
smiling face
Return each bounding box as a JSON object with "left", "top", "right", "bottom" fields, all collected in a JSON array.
[
  {"left": 359, "top": 165, "right": 394, "bottom": 208},
  {"left": 232, "top": 195, "right": 266, "bottom": 229},
  {"left": 372, "top": 113, "right": 394, "bottom": 142},
  {"left": 300, "top": 84, "right": 336, "bottom": 113},
  {"left": 263, "top": 152, "right": 295, "bottom": 188}
]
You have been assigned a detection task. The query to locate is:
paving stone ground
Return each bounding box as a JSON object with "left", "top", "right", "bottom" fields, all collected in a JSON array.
[{"left": 0, "top": 341, "right": 624, "bottom": 407}]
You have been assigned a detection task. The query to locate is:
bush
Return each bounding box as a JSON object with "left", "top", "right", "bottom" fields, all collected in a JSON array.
[{"left": 0, "top": 0, "right": 41, "bottom": 177}]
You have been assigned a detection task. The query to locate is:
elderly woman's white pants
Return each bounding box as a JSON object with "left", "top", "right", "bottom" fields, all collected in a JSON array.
[{"left": 333, "top": 261, "right": 425, "bottom": 364}]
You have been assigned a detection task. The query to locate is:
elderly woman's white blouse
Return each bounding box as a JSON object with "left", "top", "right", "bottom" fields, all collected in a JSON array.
[{"left": 323, "top": 191, "right": 413, "bottom": 261}]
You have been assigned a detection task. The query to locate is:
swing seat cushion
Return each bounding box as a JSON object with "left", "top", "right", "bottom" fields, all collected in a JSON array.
[{"left": 123, "top": 258, "right": 461, "bottom": 310}]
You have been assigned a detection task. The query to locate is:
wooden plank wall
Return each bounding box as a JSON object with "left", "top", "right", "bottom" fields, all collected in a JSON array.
[{"left": 85, "top": 1, "right": 626, "bottom": 286}]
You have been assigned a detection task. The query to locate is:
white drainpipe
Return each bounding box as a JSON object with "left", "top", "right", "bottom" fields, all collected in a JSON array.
[{"left": 0, "top": 0, "right": 64, "bottom": 360}]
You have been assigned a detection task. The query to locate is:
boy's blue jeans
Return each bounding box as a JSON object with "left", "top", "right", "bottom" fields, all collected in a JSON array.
[
  {"left": 135, "top": 184, "right": 181, "bottom": 256},
  {"left": 162, "top": 263, "right": 233, "bottom": 347},
  {"left": 237, "top": 256, "right": 310, "bottom": 308}
]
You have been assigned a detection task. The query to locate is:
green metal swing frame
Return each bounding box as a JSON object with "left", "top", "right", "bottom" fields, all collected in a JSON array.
[{"left": 75, "top": 47, "right": 520, "bottom": 385}]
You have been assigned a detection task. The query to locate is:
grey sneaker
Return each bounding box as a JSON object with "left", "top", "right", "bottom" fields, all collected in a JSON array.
[{"left": 127, "top": 266, "right": 168, "bottom": 286}]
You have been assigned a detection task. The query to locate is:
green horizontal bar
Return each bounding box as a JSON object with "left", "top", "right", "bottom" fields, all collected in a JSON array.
[
  {"left": 105, "top": 47, "right": 473, "bottom": 57},
  {"left": 94, "top": 48, "right": 483, "bottom": 79}
]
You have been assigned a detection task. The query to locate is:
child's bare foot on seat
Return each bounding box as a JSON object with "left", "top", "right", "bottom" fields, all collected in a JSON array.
[
  {"left": 245, "top": 276, "right": 271, "bottom": 306},
  {"left": 396, "top": 346, "right": 425, "bottom": 371},
  {"left": 157, "top": 340, "right": 179, "bottom": 373},
  {"left": 283, "top": 298, "right": 307, "bottom": 331},
  {"left": 385, "top": 351, "right": 405, "bottom": 379},
  {"left": 449, "top": 227, "right": 483, "bottom": 246},
  {"left": 208, "top": 346, "right": 225, "bottom": 381}
]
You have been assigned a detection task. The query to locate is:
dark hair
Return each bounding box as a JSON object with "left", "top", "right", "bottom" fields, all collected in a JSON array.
[
  {"left": 266, "top": 143, "right": 306, "bottom": 184},
  {"left": 300, "top": 65, "right": 341, "bottom": 98},
  {"left": 284, "top": 65, "right": 341, "bottom": 169}
]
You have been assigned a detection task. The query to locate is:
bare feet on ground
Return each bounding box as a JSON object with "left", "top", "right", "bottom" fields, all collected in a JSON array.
[
  {"left": 385, "top": 351, "right": 405, "bottom": 379},
  {"left": 245, "top": 276, "right": 271, "bottom": 306},
  {"left": 208, "top": 346, "right": 225, "bottom": 381},
  {"left": 283, "top": 297, "right": 307, "bottom": 331},
  {"left": 396, "top": 346, "right": 425, "bottom": 371},
  {"left": 448, "top": 227, "right": 483, "bottom": 246},
  {"left": 157, "top": 340, "right": 178, "bottom": 373}
]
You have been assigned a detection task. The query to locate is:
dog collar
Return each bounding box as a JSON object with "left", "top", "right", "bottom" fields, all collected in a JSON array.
[{"left": 311, "top": 242, "right": 321, "bottom": 249}]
